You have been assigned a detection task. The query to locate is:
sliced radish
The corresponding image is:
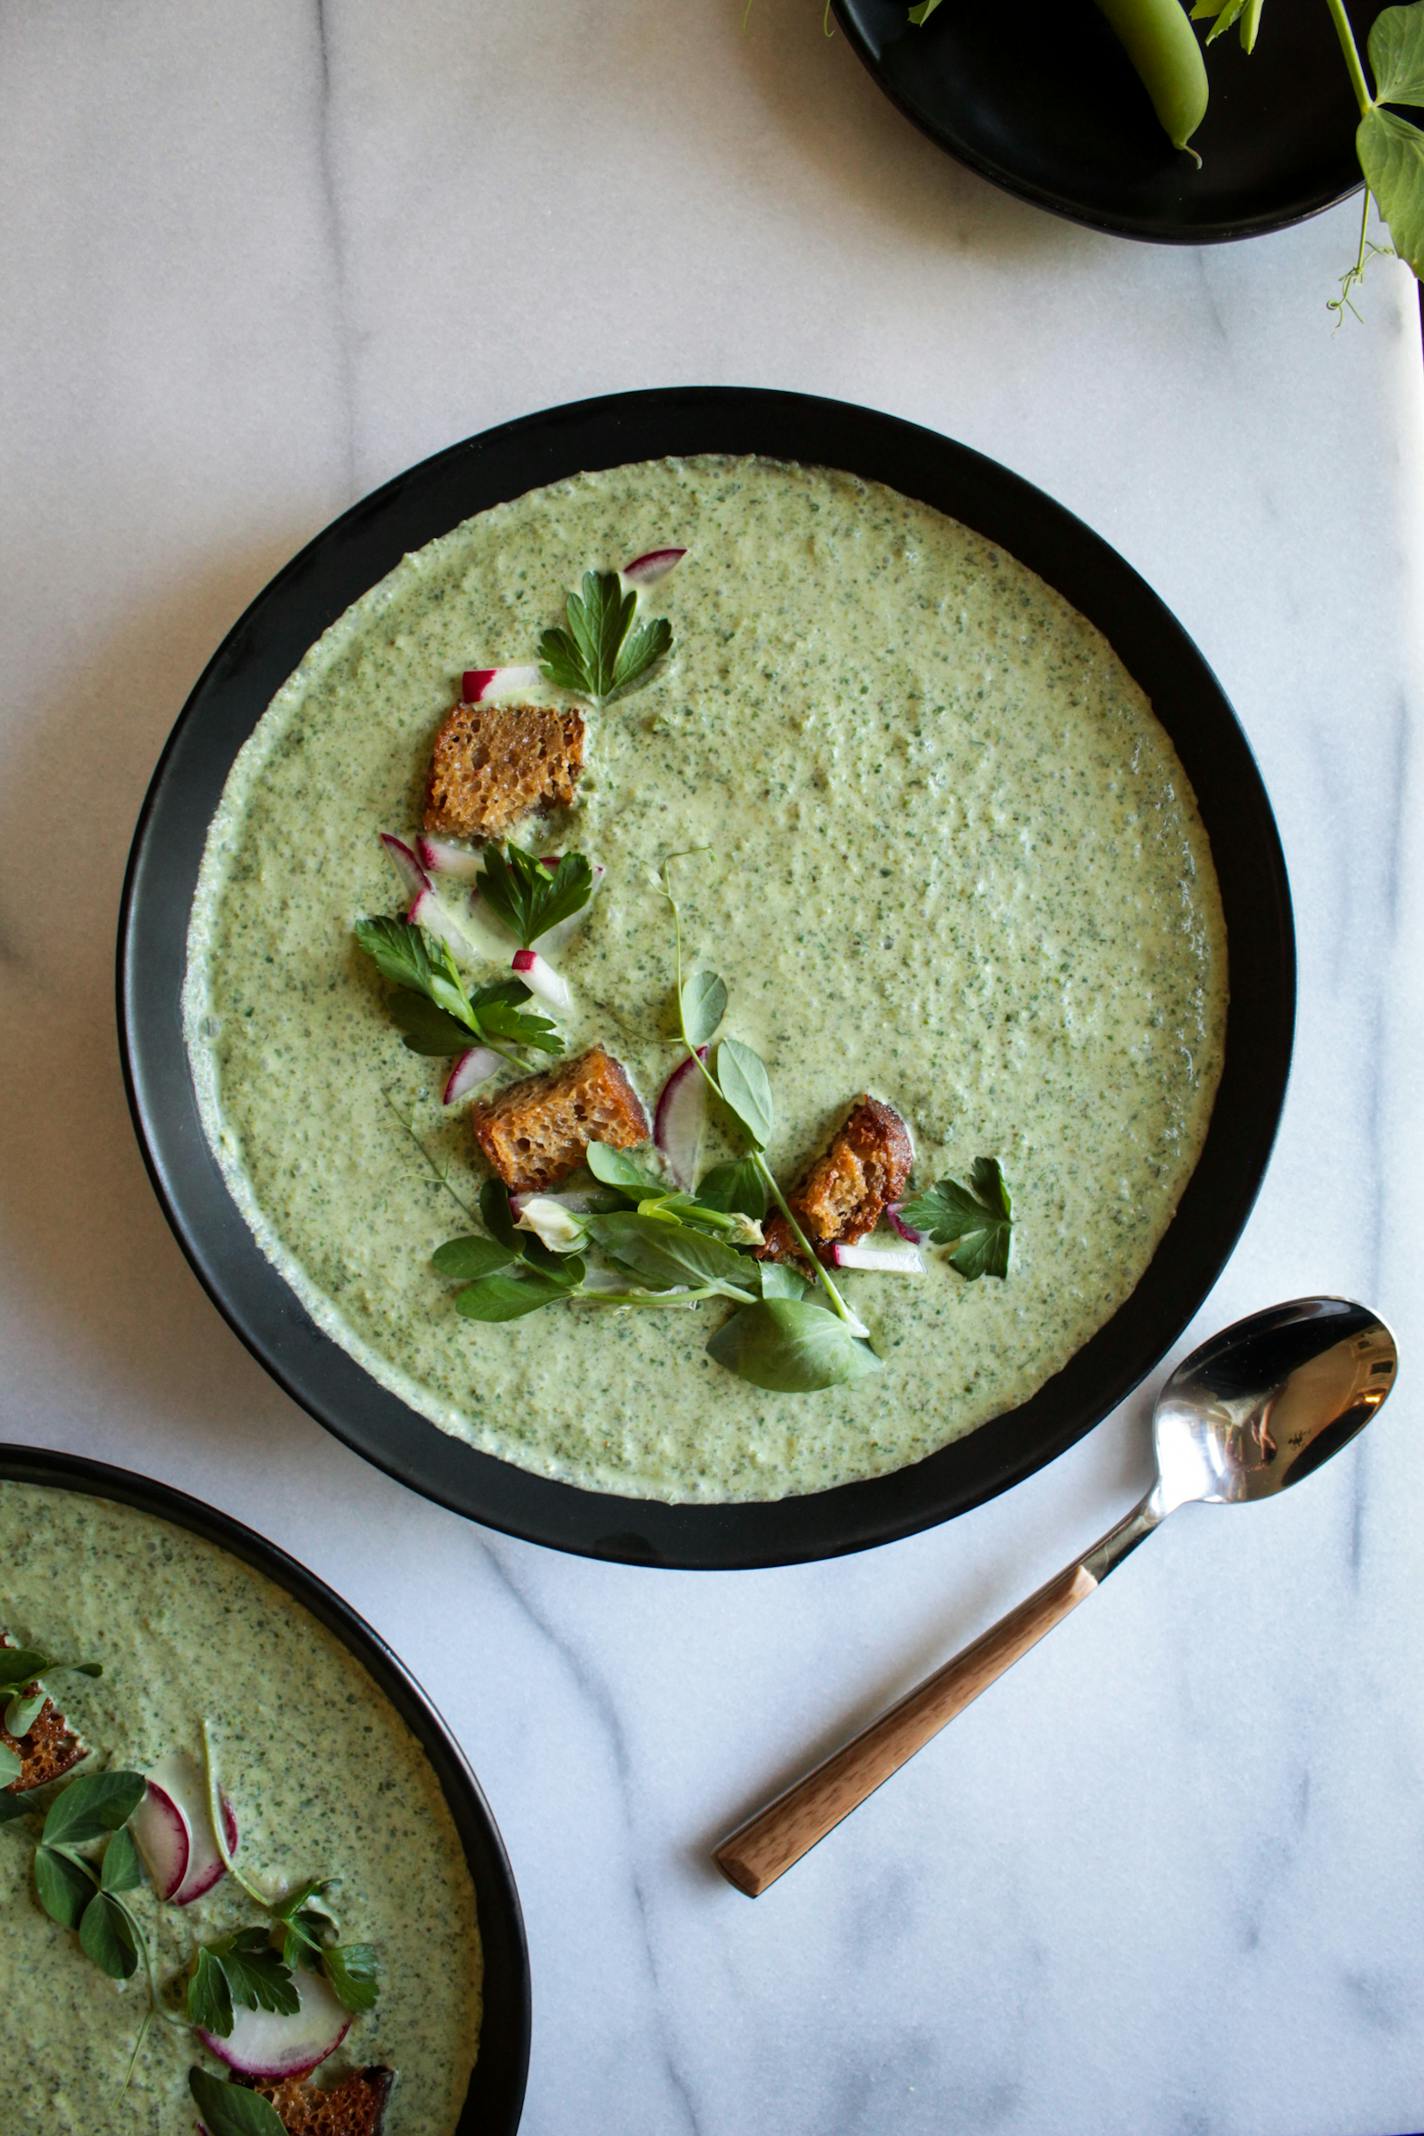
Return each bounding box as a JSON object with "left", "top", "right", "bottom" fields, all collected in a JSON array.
[
  {"left": 511, "top": 948, "right": 572, "bottom": 1014},
  {"left": 408, "top": 886, "right": 479, "bottom": 963},
  {"left": 654, "top": 1050, "right": 708, "bottom": 1189},
  {"left": 623, "top": 547, "right": 686, "bottom": 588},
  {"left": 133, "top": 1751, "right": 239, "bottom": 1906},
  {"left": 379, "top": 832, "right": 430, "bottom": 904},
  {"left": 829, "top": 1237, "right": 925, "bottom": 1275},
  {"left": 443, "top": 1046, "right": 501, "bottom": 1105},
  {"left": 417, "top": 833, "right": 483, "bottom": 883},
  {"left": 886, "top": 1203, "right": 925, "bottom": 1245},
  {"left": 131, "top": 1777, "right": 191, "bottom": 1902},
  {"left": 461, "top": 664, "right": 542, "bottom": 703},
  {"left": 198, "top": 1966, "right": 350, "bottom": 2081}
]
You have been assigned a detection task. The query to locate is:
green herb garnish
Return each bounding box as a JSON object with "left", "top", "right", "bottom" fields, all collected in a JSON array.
[
  {"left": 0, "top": 1648, "right": 102, "bottom": 1739},
  {"left": 189, "top": 2068, "right": 286, "bottom": 2136},
  {"left": 187, "top": 1929, "right": 300, "bottom": 2036},
  {"left": 477, "top": 845, "right": 594, "bottom": 949},
  {"left": 354, "top": 915, "right": 561, "bottom": 1063},
  {"left": 539, "top": 569, "right": 672, "bottom": 707},
  {"left": 900, "top": 1157, "right": 1015, "bottom": 1279}
]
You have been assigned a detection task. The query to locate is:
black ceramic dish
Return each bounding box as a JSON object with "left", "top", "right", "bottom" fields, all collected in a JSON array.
[
  {"left": 0, "top": 1442, "right": 529, "bottom": 2133},
  {"left": 118, "top": 385, "right": 1295, "bottom": 1571},
  {"left": 832, "top": 0, "right": 1383, "bottom": 244}
]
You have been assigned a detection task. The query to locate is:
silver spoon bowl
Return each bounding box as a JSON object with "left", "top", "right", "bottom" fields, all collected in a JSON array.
[{"left": 715, "top": 1297, "right": 1399, "bottom": 1896}]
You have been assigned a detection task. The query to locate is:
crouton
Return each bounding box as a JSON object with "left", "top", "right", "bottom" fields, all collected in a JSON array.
[
  {"left": 424, "top": 698, "right": 584, "bottom": 841},
  {"left": 471, "top": 1045, "right": 649, "bottom": 1192},
  {"left": 760, "top": 1094, "right": 913, "bottom": 1263},
  {"left": 245, "top": 2066, "right": 395, "bottom": 2135},
  {"left": 0, "top": 1638, "right": 86, "bottom": 1792}
]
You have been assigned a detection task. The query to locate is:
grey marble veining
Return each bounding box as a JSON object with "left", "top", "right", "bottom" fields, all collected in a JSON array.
[{"left": 2, "top": 2, "right": 1423, "bottom": 2132}]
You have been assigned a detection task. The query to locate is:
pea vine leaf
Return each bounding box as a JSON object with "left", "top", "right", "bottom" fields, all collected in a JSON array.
[
  {"left": 899, "top": 1157, "right": 1015, "bottom": 1280},
  {"left": 706, "top": 1299, "right": 882, "bottom": 1392},
  {"left": 539, "top": 570, "right": 672, "bottom": 707},
  {"left": 1359, "top": 106, "right": 1424, "bottom": 279},
  {"left": 1190, "top": 0, "right": 1265, "bottom": 51},
  {"left": 0, "top": 1741, "right": 24, "bottom": 1787}
]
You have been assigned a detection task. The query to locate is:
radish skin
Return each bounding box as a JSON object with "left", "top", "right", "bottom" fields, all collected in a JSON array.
[
  {"left": 379, "top": 832, "right": 430, "bottom": 902},
  {"left": 443, "top": 1047, "right": 501, "bottom": 1105},
  {"left": 653, "top": 1050, "right": 708, "bottom": 1188},
  {"left": 511, "top": 948, "right": 573, "bottom": 1014},
  {"left": 462, "top": 664, "right": 542, "bottom": 702},
  {"left": 417, "top": 833, "right": 483, "bottom": 883},
  {"left": 623, "top": 547, "right": 686, "bottom": 587}
]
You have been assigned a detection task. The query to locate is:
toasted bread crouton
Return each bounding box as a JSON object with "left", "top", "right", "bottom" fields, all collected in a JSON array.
[
  {"left": 0, "top": 1638, "right": 86, "bottom": 1792},
  {"left": 246, "top": 2067, "right": 395, "bottom": 2135},
  {"left": 761, "top": 1094, "right": 913, "bottom": 1264},
  {"left": 424, "top": 699, "right": 584, "bottom": 841},
  {"left": 471, "top": 1045, "right": 648, "bottom": 1192}
]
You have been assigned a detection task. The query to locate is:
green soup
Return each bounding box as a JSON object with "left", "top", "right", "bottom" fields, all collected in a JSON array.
[
  {"left": 1, "top": 1482, "right": 480, "bottom": 2133},
  {"left": 185, "top": 456, "right": 1227, "bottom": 1502}
]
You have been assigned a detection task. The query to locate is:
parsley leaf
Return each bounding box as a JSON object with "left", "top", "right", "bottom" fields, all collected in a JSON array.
[
  {"left": 478, "top": 846, "right": 594, "bottom": 949},
  {"left": 187, "top": 1929, "right": 300, "bottom": 2035},
  {"left": 539, "top": 570, "right": 672, "bottom": 707},
  {"left": 189, "top": 2069, "right": 287, "bottom": 2136},
  {"left": 899, "top": 1157, "right": 1015, "bottom": 1280},
  {"left": 355, "top": 917, "right": 561, "bottom": 1059},
  {"left": 323, "top": 1941, "right": 380, "bottom": 2015}
]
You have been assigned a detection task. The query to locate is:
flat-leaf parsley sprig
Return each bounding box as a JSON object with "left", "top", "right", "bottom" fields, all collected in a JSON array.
[
  {"left": 540, "top": 570, "right": 673, "bottom": 709},
  {"left": 900, "top": 1157, "right": 1015, "bottom": 1280},
  {"left": 354, "top": 915, "right": 561, "bottom": 1064},
  {"left": 476, "top": 845, "right": 595, "bottom": 948}
]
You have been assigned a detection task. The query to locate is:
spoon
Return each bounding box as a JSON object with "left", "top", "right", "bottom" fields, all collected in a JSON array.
[{"left": 713, "top": 1296, "right": 1398, "bottom": 1897}]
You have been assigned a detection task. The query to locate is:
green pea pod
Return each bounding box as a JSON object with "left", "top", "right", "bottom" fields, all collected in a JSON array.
[{"left": 1093, "top": 0, "right": 1210, "bottom": 160}]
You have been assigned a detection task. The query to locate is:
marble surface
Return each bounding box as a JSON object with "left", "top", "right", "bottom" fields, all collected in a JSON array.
[{"left": 3, "top": 4, "right": 1423, "bottom": 2132}]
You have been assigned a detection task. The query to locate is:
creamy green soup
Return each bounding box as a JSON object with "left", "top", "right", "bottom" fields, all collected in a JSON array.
[
  {"left": 185, "top": 456, "right": 1227, "bottom": 1503},
  {"left": 1, "top": 1482, "right": 480, "bottom": 2134}
]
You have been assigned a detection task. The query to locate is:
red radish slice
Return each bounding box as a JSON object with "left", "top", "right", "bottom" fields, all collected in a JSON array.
[
  {"left": 511, "top": 948, "right": 572, "bottom": 1014},
  {"left": 461, "top": 664, "right": 542, "bottom": 703},
  {"left": 829, "top": 1238, "right": 925, "bottom": 1275},
  {"left": 131, "top": 1776, "right": 191, "bottom": 1902},
  {"left": 133, "top": 1751, "right": 239, "bottom": 1906},
  {"left": 198, "top": 1967, "right": 350, "bottom": 2080},
  {"left": 408, "top": 886, "right": 478, "bottom": 962},
  {"left": 417, "top": 833, "right": 482, "bottom": 883},
  {"left": 443, "top": 1046, "right": 501, "bottom": 1105},
  {"left": 623, "top": 547, "right": 686, "bottom": 587},
  {"left": 379, "top": 832, "right": 429, "bottom": 902},
  {"left": 178, "top": 1790, "right": 240, "bottom": 1906},
  {"left": 885, "top": 1203, "right": 925, "bottom": 1245},
  {"left": 654, "top": 1050, "right": 708, "bottom": 1189}
]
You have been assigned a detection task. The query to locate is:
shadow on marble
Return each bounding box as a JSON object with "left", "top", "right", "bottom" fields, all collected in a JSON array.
[
  {"left": 721, "top": 0, "right": 1072, "bottom": 268},
  {"left": 0, "top": 528, "right": 322, "bottom": 1437}
]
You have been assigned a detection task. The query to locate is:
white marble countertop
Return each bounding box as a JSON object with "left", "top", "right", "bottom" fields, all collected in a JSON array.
[{"left": 3, "top": 5, "right": 1423, "bottom": 2133}]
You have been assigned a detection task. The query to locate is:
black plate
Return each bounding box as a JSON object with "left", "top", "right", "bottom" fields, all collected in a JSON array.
[
  {"left": 832, "top": 0, "right": 1382, "bottom": 244},
  {"left": 118, "top": 385, "right": 1294, "bottom": 1570},
  {"left": 0, "top": 1442, "right": 529, "bottom": 2133}
]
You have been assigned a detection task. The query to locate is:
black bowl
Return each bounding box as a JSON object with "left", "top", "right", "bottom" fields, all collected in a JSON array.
[
  {"left": 832, "top": 0, "right": 1383, "bottom": 244},
  {"left": 0, "top": 1441, "right": 529, "bottom": 2132},
  {"left": 118, "top": 385, "right": 1294, "bottom": 1570}
]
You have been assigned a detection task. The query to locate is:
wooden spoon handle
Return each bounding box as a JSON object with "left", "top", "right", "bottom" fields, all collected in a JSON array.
[{"left": 713, "top": 1559, "right": 1099, "bottom": 1897}]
